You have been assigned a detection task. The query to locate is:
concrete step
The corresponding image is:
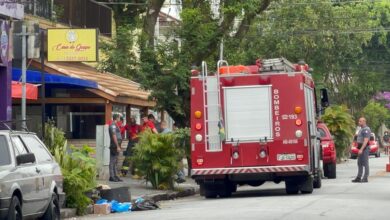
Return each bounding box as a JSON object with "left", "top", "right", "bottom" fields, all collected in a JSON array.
[{"left": 60, "top": 208, "right": 77, "bottom": 219}]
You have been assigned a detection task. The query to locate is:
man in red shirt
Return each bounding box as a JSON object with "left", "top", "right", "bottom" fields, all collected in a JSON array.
[{"left": 141, "top": 114, "right": 158, "bottom": 134}]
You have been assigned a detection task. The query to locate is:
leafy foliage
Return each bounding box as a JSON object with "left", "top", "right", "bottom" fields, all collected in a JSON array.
[
  {"left": 321, "top": 105, "right": 356, "bottom": 160},
  {"left": 43, "top": 120, "right": 67, "bottom": 155},
  {"left": 132, "top": 131, "right": 184, "bottom": 190},
  {"left": 361, "top": 101, "right": 390, "bottom": 133},
  {"left": 173, "top": 128, "right": 191, "bottom": 176},
  {"left": 54, "top": 143, "right": 97, "bottom": 215},
  {"left": 173, "top": 128, "right": 191, "bottom": 158},
  {"left": 98, "top": 24, "right": 138, "bottom": 79},
  {"left": 228, "top": 0, "right": 389, "bottom": 115}
]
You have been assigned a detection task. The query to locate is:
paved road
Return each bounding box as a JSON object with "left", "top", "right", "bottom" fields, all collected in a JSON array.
[{"left": 78, "top": 156, "right": 390, "bottom": 220}]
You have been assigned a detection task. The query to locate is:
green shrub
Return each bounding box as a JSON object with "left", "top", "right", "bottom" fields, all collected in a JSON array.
[
  {"left": 321, "top": 105, "right": 355, "bottom": 160},
  {"left": 173, "top": 128, "right": 191, "bottom": 176},
  {"left": 43, "top": 120, "right": 67, "bottom": 155},
  {"left": 132, "top": 131, "right": 184, "bottom": 190},
  {"left": 54, "top": 144, "right": 97, "bottom": 215},
  {"left": 361, "top": 101, "right": 390, "bottom": 133}
]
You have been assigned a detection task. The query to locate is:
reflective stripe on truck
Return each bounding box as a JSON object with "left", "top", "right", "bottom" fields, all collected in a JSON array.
[{"left": 192, "top": 165, "right": 309, "bottom": 176}]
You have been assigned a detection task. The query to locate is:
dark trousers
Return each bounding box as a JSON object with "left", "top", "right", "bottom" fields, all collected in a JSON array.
[
  {"left": 357, "top": 147, "right": 370, "bottom": 179},
  {"left": 109, "top": 153, "right": 118, "bottom": 178}
]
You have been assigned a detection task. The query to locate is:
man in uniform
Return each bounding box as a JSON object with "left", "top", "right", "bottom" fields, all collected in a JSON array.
[
  {"left": 109, "top": 114, "right": 123, "bottom": 182},
  {"left": 352, "top": 117, "right": 371, "bottom": 183},
  {"left": 383, "top": 131, "right": 389, "bottom": 155}
]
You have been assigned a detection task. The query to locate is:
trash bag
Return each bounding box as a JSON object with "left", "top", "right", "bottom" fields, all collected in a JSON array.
[
  {"left": 131, "top": 198, "right": 159, "bottom": 211},
  {"left": 110, "top": 200, "right": 132, "bottom": 213},
  {"left": 96, "top": 199, "right": 108, "bottom": 205}
]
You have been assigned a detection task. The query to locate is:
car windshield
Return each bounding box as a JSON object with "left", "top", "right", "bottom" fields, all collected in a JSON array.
[
  {"left": 0, "top": 136, "right": 11, "bottom": 166},
  {"left": 318, "top": 128, "right": 327, "bottom": 138}
]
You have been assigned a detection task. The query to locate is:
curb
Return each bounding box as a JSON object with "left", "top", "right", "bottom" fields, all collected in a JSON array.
[{"left": 142, "top": 187, "right": 199, "bottom": 203}]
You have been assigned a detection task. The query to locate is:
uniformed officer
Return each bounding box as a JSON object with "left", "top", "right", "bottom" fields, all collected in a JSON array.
[
  {"left": 109, "top": 114, "right": 123, "bottom": 182},
  {"left": 352, "top": 117, "right": 371, "bottom": 183}
]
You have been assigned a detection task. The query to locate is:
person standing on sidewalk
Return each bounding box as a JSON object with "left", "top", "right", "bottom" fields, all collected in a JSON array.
[
  {"left": 109, "top": 114, "right": 123, "bottom": 182},
  {"left": 352, "top": 117, "right": 371, "bottom": 183},
  {"left": 383, "top": 131, "right": 389, "bottom": 155},
  {"left": 141, "top": 114, "right": 158, "bottom": 134}
]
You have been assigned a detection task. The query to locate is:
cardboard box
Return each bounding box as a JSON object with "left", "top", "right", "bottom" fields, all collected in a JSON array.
[{"left": 94, "top": 203, "right": 111, "bottom": 215}]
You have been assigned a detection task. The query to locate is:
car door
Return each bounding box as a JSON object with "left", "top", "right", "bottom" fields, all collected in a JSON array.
[
  {"left": 10, "top": 135, "right": 41, "bottom": 216},
  {"left": 20, "top": 134, "right": 54, "bottom": 213}
]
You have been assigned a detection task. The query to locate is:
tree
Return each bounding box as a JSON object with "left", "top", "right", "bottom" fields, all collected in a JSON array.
[
  {"left": 223, "top": 0, "right": 389, "bottom": 116},
  {"left": 137, "top": 0, "right": 272, "bottom": 127},
  {"left": 361, "top": 101, "right": 390, "bottom": 133},
  {"left": 98, "top": 25, "right": 138, "bottom": 79}
]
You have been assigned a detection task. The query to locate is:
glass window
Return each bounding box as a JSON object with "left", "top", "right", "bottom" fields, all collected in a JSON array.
[
  {"left": 11, "top": 136, "right": 29, "bottom": 155},
  {"left": 318, "top": 128, "right": 327, "bottom": 138},
  {"left": 22, "top": 135, "right": 52, "bottom": 163},
  {"left": 0, "top": 136, "right": 11, "bottom": 166}
]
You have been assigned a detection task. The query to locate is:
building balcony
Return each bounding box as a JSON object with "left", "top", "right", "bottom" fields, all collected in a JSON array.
[{"left": 22, "top": 0, "right": 112, "bottom": 37}]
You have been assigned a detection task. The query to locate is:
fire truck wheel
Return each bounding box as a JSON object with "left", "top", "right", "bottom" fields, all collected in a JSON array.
[
  {"left": 313, "top": 170, "right": 322, "bottom": 189},
  {"left": 218, "top": 189, "right": 232, "bottom": 198},
  {"left": 204, "top": 184, "right": 218, "bottom": 199},
  {"left": 285, "top": 180, "right": 299, "bottom": 195},
  {"left": 230, "top": 183, "right": 237, "bottom": 193},
  {"left": 300, "top": 176, "right": 314, "bottom": 194},
  {"left": 327, "top": 163, "right": 336, "bottom": 179},
  {"left": 204, "top": 190, "right": 218, "bottom": 199}
]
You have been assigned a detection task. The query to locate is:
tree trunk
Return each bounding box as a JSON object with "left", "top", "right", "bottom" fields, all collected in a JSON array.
[{"left": 143, "top": 0, "right": 165, "bottom": 46}]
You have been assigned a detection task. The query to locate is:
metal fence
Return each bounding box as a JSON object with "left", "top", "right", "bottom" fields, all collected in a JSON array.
[{"left": 22, "top": 0, "right": 112, "bottom": 37}]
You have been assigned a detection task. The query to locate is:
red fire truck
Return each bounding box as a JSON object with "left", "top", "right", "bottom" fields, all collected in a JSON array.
[{"left": 190, "top": 58, "right": 329, "bottom": 198}]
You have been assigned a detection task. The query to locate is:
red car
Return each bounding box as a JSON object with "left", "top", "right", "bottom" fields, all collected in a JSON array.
[
  {"left": 317, "top": 122, "right": 337, "bottom": 179},
  {"left": 350, "top": 133, "right": 380, "bottom": 159}
]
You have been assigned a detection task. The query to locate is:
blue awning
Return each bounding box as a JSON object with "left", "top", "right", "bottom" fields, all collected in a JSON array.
[{"left": 12, "top": 68, "right": 98, "bottom": 89}]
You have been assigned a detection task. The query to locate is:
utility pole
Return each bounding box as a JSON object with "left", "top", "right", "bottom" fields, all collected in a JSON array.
[
  {"left": 40, "top": 30, "right": 46, "bottom": 138},
  {"left": 21, "top": 25, "right": 27, "bottom": 130}
]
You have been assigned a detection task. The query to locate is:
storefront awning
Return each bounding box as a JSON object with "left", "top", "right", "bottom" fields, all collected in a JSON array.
[
  {"left": 12, "top": 81, "right": 38, "bottom": 100},
  {"left": 12, "top": 68, "right": 98, "bottom": 89}
]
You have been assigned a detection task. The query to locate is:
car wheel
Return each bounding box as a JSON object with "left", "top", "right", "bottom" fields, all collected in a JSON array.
[
  {"left": 41, "top": 194, "right": 60, "bottom": 220},
  {"left": 8, "top": 196, "right": 22, "bottom": 220},
  {"left": 375, "top": 150, "right": 380, "bottom": 158},
  {"left": 323, "top": 163, "right": 329, "bottom": 178},
  {"left": 327, "top": 163, "right": 337, "bottom": 179}
]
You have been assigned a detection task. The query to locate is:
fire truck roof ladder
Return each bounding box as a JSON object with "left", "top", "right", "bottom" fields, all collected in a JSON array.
[
  {"left": 202, "top": 61, "right": 223, "bottom": 152},
  {"left": 261, "top": 57, "right": 296, "bottom": 73}
]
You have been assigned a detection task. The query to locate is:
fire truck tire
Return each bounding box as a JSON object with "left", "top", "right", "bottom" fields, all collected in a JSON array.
[
  {"left": 218, "top": 182, "right": 234, "bottom": 198},
  {"left": 327, "top": 163, "right": 336, "bottom": 179},
  {"left": 285, "top": 181, "right": 299, "bottom": 195},
  {"left": 313, "top": 170, "right": 322, "bottom": 189},
  {"left": 203, "top": 184, "right": 219, "bottom": 199},
  {"left": 218, "top": 188, "right": 232, "bottom": 198},
  {"left": 300, "top": 176, "right": 314, "bottom": 194},
  {"left": 230, "top": 183, "right": 238, "bottom": 193},
  {"left": 205, "top": 192, "right": 218, "bottom": 199}
]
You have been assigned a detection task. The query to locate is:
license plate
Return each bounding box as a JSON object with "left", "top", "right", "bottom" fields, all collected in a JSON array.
[{"left": 277, "top": 153, "right": 296, "bottom": 161}]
